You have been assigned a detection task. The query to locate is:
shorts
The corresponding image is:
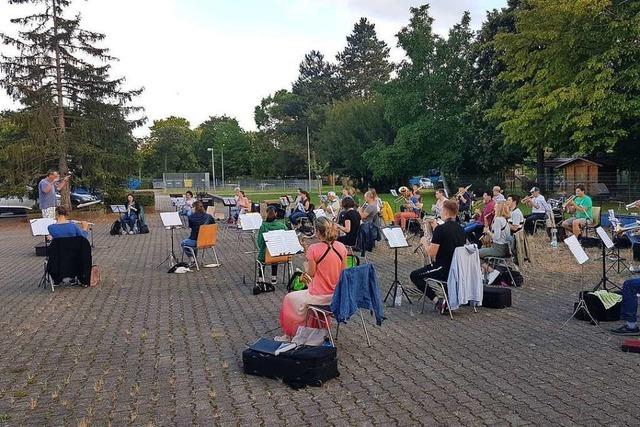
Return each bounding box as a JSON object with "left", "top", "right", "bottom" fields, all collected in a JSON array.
[
  {"left": 41, "top": 207, "right": 56, "bottom": 219},
  {"left": 562, "top": 217, "right": 592, "bottom": 228}
]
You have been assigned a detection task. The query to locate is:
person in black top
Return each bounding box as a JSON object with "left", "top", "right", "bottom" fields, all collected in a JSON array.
[
  {"left": 410, "top": 199, "right": 466, "bottom": 313},
  {"left": 121, "top": 193, "right": 142, "bottom": 234},
  {"left": 336, "top": 196, "right": 361, "bottom": 247},
  {"left": 181, "top": 201, "right": 215, "bottom": 261}
]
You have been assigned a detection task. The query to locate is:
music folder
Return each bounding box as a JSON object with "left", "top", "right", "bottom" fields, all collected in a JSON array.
[
  {"left": 264, "top": 230, "right": 304, "bottom": 256},
  {"left": 382, "top": 227, "right": 409, "bottom": 248},
  {"left": 160, "top": 212, "right": 182, "bottom": 228},
  {"left": 30, "top": 218, "right": 56, "bottom": 237},
  {"left": 564, "top": 235, "right": 589, "bottom": 265},
  {"left": 239, "top": 213, "right": 263, "bottom": 231}
]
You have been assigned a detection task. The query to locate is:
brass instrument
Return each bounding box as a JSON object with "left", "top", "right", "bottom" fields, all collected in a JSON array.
[
  {"left": 625, "top": 200, "right": 640, "bottom": 210},
  {"left": 562, "top": 195, "right": 576, "bottom": 210},
  {"left": 454, "top": 185, "right": 472, "bottom": 199},
  {"left": 521, "top": 195, "right": 533, "bottom": 204}
]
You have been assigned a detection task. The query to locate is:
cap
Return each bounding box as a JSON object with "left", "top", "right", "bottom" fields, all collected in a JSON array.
[{"left": 530, "top": 187, "right": 539, "bottom": 193}]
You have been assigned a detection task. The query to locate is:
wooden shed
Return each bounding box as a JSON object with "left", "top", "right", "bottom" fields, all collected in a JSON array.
[{"left": 543, "top": 157, "right": 602, "bottom": 194}]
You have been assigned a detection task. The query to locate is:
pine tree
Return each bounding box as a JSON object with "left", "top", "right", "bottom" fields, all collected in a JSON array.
[
  {"left": 336, "top": 18, "right": 393, "bottom": 98},
  {"left": 0, "top": 0, "right": 142, "bottom": 207}
]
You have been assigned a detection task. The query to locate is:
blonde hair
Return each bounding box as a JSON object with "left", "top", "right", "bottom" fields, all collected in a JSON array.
[
  {"left": 315, "top": 217, "right": 338, "bottom": 242},
  {"left": 495, "top": 202, "right": 510, "bottom": 218}
]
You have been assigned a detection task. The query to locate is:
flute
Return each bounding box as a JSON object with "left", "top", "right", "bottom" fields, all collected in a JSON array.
[{"left": 626, "top": 200, "right": 640, "bottom": 210}]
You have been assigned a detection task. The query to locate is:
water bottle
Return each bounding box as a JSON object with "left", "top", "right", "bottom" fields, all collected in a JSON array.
[
  {"left": 394, "top": 285, "right": 403, "bottom": 307},
  {"left": 550, "top": 227, "right": 558, "bottom": 249}
]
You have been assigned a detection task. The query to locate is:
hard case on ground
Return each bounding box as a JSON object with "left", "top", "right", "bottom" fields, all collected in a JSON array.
[{"left": 482, "top": 286, "right": 512, "bottom": 309}]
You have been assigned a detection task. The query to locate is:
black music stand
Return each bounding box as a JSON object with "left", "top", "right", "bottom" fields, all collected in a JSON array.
[
  {"left": 592, "top": 226, "right": 620, "bottom": 291},
  {"left": 562, "top": 235, "right": 598, "bottom": 326},
  {"left": 157, "top": 212, "right": 182, "bottom": 269},
  {"left": 382, "top": 227, "right": 412, "bottom": 307},
  {"left": 30, "top": 218, "right": 55, "bottom": 291}
]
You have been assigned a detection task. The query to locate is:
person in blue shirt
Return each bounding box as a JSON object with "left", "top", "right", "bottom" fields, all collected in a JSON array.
[
  {"left": 47, "top": 206, "right": 89, "bottom": 240},
  {"left": 181, "top": 201, "right": 215, "bottom": 263}
]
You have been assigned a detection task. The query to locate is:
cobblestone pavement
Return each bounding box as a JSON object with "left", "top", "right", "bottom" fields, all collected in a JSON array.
[{"left": 0, "top": 206, "right": 639, "bottom": 426}]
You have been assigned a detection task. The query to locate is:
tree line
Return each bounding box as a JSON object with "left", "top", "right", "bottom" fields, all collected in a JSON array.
[{"left": 1, "top": 0, "right": 638, "bottom": 203}]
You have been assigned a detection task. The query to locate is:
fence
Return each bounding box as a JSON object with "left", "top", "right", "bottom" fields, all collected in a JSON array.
[
  {"left": 154, "top": 173, "right": 210, "bottom": 191},
  {"left": 152, "top": 175, "right": 321, "bottom": 194}
]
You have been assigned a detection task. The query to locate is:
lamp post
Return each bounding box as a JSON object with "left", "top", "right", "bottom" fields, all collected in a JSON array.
[
  {"left": 207, "top": 147, "right": 216, "bottom": 192},
  {"left": 221, "top": 145, "right": 225, "bottom": 189}
]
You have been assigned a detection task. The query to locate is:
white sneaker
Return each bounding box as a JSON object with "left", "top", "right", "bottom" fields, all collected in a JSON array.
[
  {"left": 630, "top": 265, "right": 640, "bottom": 273},
  {"left": 486, "top": 270, "right": 500, "bottom": 285},
  {"left": 271, "top": 276, "right": 278, "bottom": 285},
  {"left": 274, "top": 335, "right": 291, "bottom": 342},
  {"left": 128, "top": 231, "right": 134, "bottom": 235}
]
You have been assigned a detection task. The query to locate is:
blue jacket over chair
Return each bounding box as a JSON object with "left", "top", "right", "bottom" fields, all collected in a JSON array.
[{"left": 330, "top": 264, "right": 385, "bottom": 326}]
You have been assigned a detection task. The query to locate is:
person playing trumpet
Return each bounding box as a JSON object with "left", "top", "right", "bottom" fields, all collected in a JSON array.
[
  {"left": 561, "top": 184, "right": 593, "bottom": 238},
  {"left": 456, "top": 185, "right": 472, "bottom": 221},
  {"left": 523, "top": 187, "right": 548, "bottom": 235}
]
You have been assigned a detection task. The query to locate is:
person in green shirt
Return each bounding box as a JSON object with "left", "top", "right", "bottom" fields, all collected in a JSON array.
[
  {"left": 256, "top": 206, "right": 288, "bottom": 289},
  {"left": 561, "top": 184, "right": 593, "bottom": 237}
]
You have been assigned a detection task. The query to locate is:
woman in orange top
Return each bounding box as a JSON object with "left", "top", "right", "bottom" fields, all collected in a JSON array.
[{"left": 277, "top": 217, "right": 348, "bottom": 341}]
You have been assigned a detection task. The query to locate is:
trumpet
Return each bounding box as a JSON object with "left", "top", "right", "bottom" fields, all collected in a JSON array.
[
  {"left": 625, "top": 200, "right": 640, "bottom": 210},
  {"left": 454, "top": 185, "right": 472, "bottom": 198},
  {"left": 562, "top": 195, "right": 576, "bottom": 209}
]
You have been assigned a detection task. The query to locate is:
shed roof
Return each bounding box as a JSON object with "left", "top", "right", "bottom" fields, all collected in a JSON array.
[{"left": 543, "top": 157, "right": 602, "bottom": 169}]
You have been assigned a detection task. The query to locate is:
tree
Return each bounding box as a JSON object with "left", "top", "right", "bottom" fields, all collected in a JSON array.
[
  {"left": 336, "top": 18, "right": 393, "bottom": 98},
  {"left": 141, "top": 117, "right": 197, "bottom": 175},
  {"left": 490, "top": 0, "right": 640, "bottom": 174},
  {"left": 0, "top": 0, "right": 142, "bottom": 206},
  {"left": 195, "top": 116, "right": 251, "bottom": 180}
]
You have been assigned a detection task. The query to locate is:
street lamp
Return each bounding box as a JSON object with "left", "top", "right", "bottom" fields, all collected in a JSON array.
[
  {"left": 221, "top": 145, "right": 225, "bottom": 188},
  {"left": 207, "top": 148, "right": 216, "bottom": 192}
]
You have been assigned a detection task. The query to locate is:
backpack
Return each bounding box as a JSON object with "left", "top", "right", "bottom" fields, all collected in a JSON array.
[
  {"left": 139, "top": 224, "right": 149, "bottom": 234},
  {"left": 110, "top": 220, "right": 121, "bottom": 236}
]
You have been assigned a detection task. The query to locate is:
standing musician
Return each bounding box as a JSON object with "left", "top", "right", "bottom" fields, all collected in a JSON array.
[
  {"left": 523, "top": 187, "right": 547, "bottom": 235},
  {"left": 39, "top": 170, "right": 70, "bottom": 219},
  {"left": 409, "top": 200, "right": 466, "bottom": 314},
  {"left": 456, "top": 185, "right": 472, "bottom": 221},
  {"left": 561, "top": 184, "right": 593, "bottom": 237}
]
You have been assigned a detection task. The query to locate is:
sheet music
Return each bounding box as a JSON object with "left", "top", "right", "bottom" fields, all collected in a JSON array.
[
  {"left": 313, "top": 209, "right": 327, "bottom": 219},
  {"left": 264, "top": 230, "right": 304, "bottom": 256},
  {"left": 222, "top": 197, "right": 237, "bottom": 206},
  {"left": 596, "top": 227, "right": 614, "bottom": 249},
  {"left": 30, "top": 218, "right": 56, "bottom": 236},
  {"left": 110, "top": 205, "right": 127, "bottom": 213},
  {"left": 239, "top": 213, "right": 263, "bottom": 230},
  {"left": 390, "top": 189, "right": 398, "bottom": 197},
  {"left": 171, "top": 197, "right": 184, "bottom": 207},
  {"left": 383, "top": 227, "right": 409, "bottom": 248},
  {"left": 160, "top": 212, "right": 183, "bottom": 227},
  {"left": 564, "top": 235, "right": 589, "bottom": 265}
]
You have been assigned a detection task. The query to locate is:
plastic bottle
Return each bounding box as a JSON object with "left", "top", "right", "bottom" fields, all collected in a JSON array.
[
  {"left": 394, "top": 285, "right": 402, "bottom": 307},
  {"left": 550, "top": 227, "right": 558, "bottom": 249}
]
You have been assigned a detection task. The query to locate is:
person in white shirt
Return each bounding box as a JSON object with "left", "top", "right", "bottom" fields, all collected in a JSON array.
[
  {"left": 432, "top": 189, "right": 446, "bottom": 218},
  {"left": 493, "top": 186, "right": 506, "bottom": 203},
  {"left": 507, "top": 195, "right": 524, "bottom": 233},
  {"left": 523, "top": 187, "right": 547, "bottom": 234},
  {"left": 480, "top": 202, "right": 512, "bottom": 284},
  {"left": 322, "top": 191, "right": 341, "bottom": 220}
]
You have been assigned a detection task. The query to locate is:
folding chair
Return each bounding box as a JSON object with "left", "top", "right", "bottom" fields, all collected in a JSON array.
[
  {"left": 485, "top": 244, "right": 518, "bottom": 286},
  {"left": 420, "top": 279, "right": 454, "bottom": 319},
  {"left": 533, "top": 211, "right": 550, "bottom": 234},
  {"left": 254, "top": 249, "right": 293, "bottom": 286},
  {"left": 583, "top": 206, "right": 601, "bottom": 238},
  {"left": 305, "top": 265, "right": 380, "bottom": 347},
  {"left": 182, "top": 224, "right": 221, "bottom": 271}
]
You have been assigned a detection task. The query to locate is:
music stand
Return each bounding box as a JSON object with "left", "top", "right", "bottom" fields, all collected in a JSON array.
[
  {"left": 156, "top": 212, "right": 182, "bottom": 269},
  {"left": 382, "top": 227, "right": 412, "bottom": 307},
  {"left": 30, "top": 218, "right": 56, "bottom": 291},
  {"left": 262, "top": 230, "right": 304, "bottom": 284},
  {"left": 593, "top": 226, "right": 620, "bottom": 291},
  {"left": 238, "top": 213, "right": 262, "bottom": 254},
  {"left": 222, "top": 197, "right": 237, "bottom": 219},
  {"left": 562, "top": 235, "right": 598, "bottom": 326}
]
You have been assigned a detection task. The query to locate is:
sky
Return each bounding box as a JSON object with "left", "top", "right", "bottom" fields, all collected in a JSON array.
[{"left": 0, "top": 0, "right": 507, "bottom": 137}]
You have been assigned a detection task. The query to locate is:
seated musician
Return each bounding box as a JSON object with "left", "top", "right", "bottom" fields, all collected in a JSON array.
[
  {"left": 181, "top": 201, "right": 215, "bottom": 264},
  {"left": 409, "top": 200, "right": 465, "bottom": 313},
  {"left": 336, "top": 196, "right": 360, "bottom": 247},
  {"left": 180, "top": 191, "right": 195, "bottom": 217},
  {"left": 121, "top": 193, "right": 141, "bottom": 234},
  {"left": 322, "top": 191, "right": 340, "bottom": 220},
  {"left": 610, "top": 277, "right": 640, "bottom": 336},
  {"left": 625, "top": 201, "right": 640, "bottom": 273},
  {"left": 523, "top": 187, "right": 547, "bottom": 234},
  {"left": 47, "top": 206, "right": 89, "bottom": 240},
  {"left": 276, "top": 217, "right": 347, "bottom": 342},
  {"left": 234, "top": 190, "right": 251, "bottom": 221},
  {"left": 464, "top": 190, "right": 495, "bottom": 244},
  {"left": 289, "top": 189, "right": 311, "bottom": 227},
  {"left": 561, "top": 184, "right": 593, "bottom": 237},
  {"left": 507, "top": 195, "right": 524, "bottom": 233},
  {"left": 456, "top": 186, "right": 472, "bottom": 221},
  {"left": 432, "top": 189, "right": 446, "bottom": 218},
  {"left": 256, "top": 206, "right": 288, "bottom": 289},
  {"left": 412, "top": 184, "right": 422, "bottom": 204},
  {"left": 479, "top": 202, "right": 511, "bottom": 285},
  {"left": 394, "top": 186, "right": 421, "bottom": 229},
  {"left": 493, "top": 186, "right": 506, "bottom": 203},
  {"left": 358, "top": 191, "right": 381, "bottom": 227}
]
